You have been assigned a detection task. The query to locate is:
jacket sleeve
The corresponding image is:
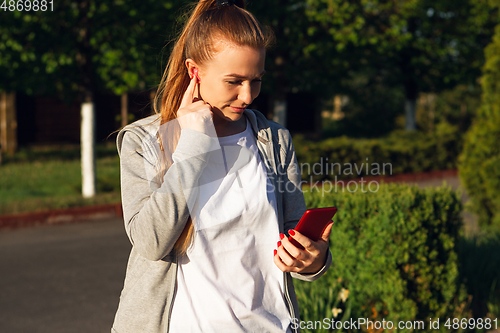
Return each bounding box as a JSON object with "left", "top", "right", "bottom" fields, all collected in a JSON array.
[
  {"left": 277, "top": 128, "right": 332, "bottom": 281},
  {"left": 118, "top": 128, "right": 219, "bottom": 261}
]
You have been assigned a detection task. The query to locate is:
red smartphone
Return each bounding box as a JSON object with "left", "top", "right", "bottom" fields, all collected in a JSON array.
[{"left": 289, "top": 207, "right": 337, "bottom": 249}]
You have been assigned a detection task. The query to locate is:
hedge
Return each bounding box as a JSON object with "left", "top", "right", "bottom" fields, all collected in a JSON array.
[
  {"left": 293, "top": 122, "right": 462, "bottom": 182},
  {"left": 294, "top": 183, "right": 468, "bottom": 332},
  {"left": 459, "top": 17, "right": 500, "bottom": 230}
]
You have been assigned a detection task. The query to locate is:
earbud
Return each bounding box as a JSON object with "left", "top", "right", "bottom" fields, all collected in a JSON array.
[{"left": 193, "top": 68, "right": 200, "bottom": 82}]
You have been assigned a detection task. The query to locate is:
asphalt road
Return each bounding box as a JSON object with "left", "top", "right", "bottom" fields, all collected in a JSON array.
[{"left": 0, "top": 218, "right": 131, "bottom": 333}]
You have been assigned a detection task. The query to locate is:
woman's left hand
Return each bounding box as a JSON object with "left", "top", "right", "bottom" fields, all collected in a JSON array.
[{"left": 274, "top": 222, "right": 333, "bottom": 274}]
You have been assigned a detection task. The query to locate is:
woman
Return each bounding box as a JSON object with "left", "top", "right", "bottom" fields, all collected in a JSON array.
[{"left": 112, "top": 0, "right": 333, "bottom": 332}]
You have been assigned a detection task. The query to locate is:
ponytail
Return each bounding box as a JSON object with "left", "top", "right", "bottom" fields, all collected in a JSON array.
[{"left": 153, "top": 0, "right": 273, "bottom": 255}]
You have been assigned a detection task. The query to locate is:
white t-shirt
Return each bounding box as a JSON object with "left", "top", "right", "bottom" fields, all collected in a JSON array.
[{"left": 170, "top": 120, "right": 292, "bottom": 333}]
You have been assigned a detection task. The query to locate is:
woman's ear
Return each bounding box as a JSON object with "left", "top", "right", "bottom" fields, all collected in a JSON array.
[{"left": 185, "top": 59, "right": 201, "bottom": 81}]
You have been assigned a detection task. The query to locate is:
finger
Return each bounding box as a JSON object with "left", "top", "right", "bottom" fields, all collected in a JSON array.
[
  {"left": 320, "top": 222, "right": 334, "bottom": 242},
  {"left": 180, "top": 75, "right": 198, "bottom": 108},
  {"left": 185, "top": 100, "right": 206, "bottom": 109},
  {"left": 288, "top": 229, "right": 315, "bottom": 252},
  {"left": 177, "top": 100, "right": 203, "bottom": 118},
  {"left": 277, "top": 242, "right": 301, "bottom": 267},
  {"left": 193, "top": 69, "right": 202, "bottom": 101},
  {"left": 280, "top": 234, "right": 307, "bottom": 260},
  {"left": 274, "top": 249, "right": 299, "bottom": 273}
]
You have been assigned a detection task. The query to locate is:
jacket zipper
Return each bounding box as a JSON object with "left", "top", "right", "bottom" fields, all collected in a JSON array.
[
  {"left": 284, "top": 275, "right": 298, "bottom": 333},
  {"left": 166, "top": 259, "right": 178, "bottom": 333},
  {"left": 262, "top": 130, "right": 299, "bottom": 333}
]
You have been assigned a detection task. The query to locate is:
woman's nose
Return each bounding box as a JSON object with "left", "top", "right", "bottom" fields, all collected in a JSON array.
[{"left": 238, "top": 84, "right": 253, "bottom": 105}]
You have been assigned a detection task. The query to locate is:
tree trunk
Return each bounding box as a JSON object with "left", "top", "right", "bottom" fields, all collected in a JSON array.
[
  {"left": 77, "top": 0, "right": 96, "bottom": 198},
  {"left": 121, "top": 93, "right": 128, "bottom": 128},
  {"left": 270, "top": 52, "right": 287, "bottom": 126},
  {"left": 405, "top": 98, "right": 416, "bottom": 131},
  {"left": 272, "top": 93, "right": 287, "bottom": 126},
  {"left": 81, "top": 95, "right": 96, "bottom": 198},
  {"left": 400, "top": 19, "right": 419, "bottom": 132},
  {"left": 0, "top": 91, "right": 18, "bottom": 155},
  {"left": 403, "top": 77, "right": 418, "bottom": 131}
]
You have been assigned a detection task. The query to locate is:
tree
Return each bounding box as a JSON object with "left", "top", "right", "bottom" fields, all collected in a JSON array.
[
  {"left": 304, "top": 0, "right": 498, "bottom": 130},
  {"left": 459, "top": 8, "right": 500, "bottom": 230},
  {"left": 0, "top": 8, "right": 64, "bottom": 155},
  {"left": 248, "top": 0, "right": 347, "bottom": 126},
  {"left": 0, "top": 0, "right": 181, "bottom": 197}
]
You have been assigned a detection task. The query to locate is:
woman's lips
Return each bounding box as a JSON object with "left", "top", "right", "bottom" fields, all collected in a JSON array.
[{"left": 230, "top": 106, "right": 246, "bottom": 113}]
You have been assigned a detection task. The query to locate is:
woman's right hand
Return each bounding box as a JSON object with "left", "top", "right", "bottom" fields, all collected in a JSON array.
[{"left": 176, "top": 73, "right": 214, "bottom": 135}]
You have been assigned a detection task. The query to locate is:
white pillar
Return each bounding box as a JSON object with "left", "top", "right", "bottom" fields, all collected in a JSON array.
[{"left": 81, "top": 102, "right": 96, "bottom": 198}]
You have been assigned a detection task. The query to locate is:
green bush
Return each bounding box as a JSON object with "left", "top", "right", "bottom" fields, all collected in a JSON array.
[
  {"left": 294, "top": 123, "right": 462, "bottom": 181},
  {"left": 295, "top": 184, "right": 468, "bottom": 332},
  {"left": 458, "top": 232, "right": 500, "bottom": 320},
  {"left": 459, "top": 20, "right": 500, "bottom": 230}
]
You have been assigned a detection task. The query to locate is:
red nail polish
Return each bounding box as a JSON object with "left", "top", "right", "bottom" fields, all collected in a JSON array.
[
  {"left": 279, "top": 233, "right": 284, "bottom": 240},
  {"left": 289, "top": 230, "right": 296, "bottom": 236},
  {"left": 277, "top": 241, "right": 281, "bottom": 248},
  {"left": 274, "top": 249, "right": 277, "bottom": 256}
]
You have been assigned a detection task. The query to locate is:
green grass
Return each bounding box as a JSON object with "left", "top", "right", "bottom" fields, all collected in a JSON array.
[{"left": 0, "top": 144, "right": 121, "bottom": 215}]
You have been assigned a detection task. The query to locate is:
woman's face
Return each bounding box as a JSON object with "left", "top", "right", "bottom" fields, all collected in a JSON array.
[{"left": 189, "top": 44, "right": 266, "bottom": 124}]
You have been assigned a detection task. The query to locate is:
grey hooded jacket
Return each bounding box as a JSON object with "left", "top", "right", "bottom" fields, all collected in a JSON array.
[{"left": 112, "top": 109, "right": 332, "bottom": 333}]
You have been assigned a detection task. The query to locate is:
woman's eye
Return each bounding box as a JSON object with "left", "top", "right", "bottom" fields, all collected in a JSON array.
[{"left": 226, "top": 79, "right": 262, "bottom": 85}]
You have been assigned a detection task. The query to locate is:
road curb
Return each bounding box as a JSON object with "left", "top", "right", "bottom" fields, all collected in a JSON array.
[{"left": 0, "top": 203, "right": 123, "bottom": 230}]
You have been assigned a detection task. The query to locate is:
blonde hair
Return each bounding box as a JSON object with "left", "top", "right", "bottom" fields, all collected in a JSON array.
[{"left": 153, "top": 0, "right": 274, "bottom": 255}]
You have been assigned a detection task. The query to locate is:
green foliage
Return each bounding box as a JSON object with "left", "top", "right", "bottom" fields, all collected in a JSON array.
[
  {"left": 304, "top": 0, "right": 497, "bottom": 86},
  {"left": 248, "top": 0, "right": 342, "bottom": 97},
  {"left": 295, "top": 277, "right": 352, "bottom": 332},
  {"left": 296, "top": 184, "right": 467, "bottom": 332},
  {"left": 0, "top": 0, "right": 182, "bottom": 99},
  {"left": 0, "top": 11, "right": 60, "bottom": 95},
  {"left": 294, "top": 124, "right": 462, "bottom": 181},
  {"left": 416, "top": 84, "right": 482, "bottom": 133},
  {"left": 459, "top": 18, "right": 500, "bottom": 230},
  {"left": 458, "top": 232, "right": 500, "bottom": 319},
  {"left": 1, "top": 0, "right": 498, "bottom": 132},
  {"left": 303, "top": 0, "right": 498, "bottom": 128},
  {"left": 322, "top": 73, "right": 406, "bottom": 138}
]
